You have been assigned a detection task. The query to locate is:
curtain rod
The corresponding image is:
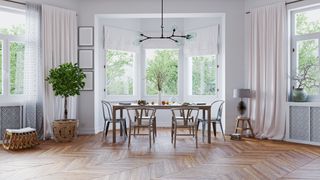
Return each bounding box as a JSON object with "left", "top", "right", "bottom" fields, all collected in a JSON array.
[
  {"left": 245, "top": 0, "right": 304, "bottom": 14},
  {"left": 2, "top": 0, "right": 26, "bottom": 6}
]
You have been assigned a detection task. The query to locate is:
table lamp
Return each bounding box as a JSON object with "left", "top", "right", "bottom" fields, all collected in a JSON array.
[{"left": 233, "top": 89, "right": 251, "bottom": 117}]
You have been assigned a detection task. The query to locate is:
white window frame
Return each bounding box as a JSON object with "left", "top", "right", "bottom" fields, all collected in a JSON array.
[
  {"left": 187, "top": 54, "right": 218, "bottom": 96},
  {"left": 0, "top": 6, "right": 26, "bottom": 103},
  {"left": 104, "top": 49, "right": 139, "bottom": 101},
  {"left": 143, "top": 48, "right": 181, "bottom": 99},
  {"left": 290, "top": 5, "right": 320, "bottom": 101}
]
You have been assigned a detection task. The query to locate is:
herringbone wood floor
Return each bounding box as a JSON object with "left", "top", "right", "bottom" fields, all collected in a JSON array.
[{"left": 1, "top": 128, "right": 320, "bottom": 180}]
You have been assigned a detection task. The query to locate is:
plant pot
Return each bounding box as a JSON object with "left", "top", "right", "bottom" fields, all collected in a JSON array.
[
  {"left": 292, "top": 88, "right": 308, "bottom": 102},
  {"left": 52, "top": 119, "right": 79, "bottom": 142}
]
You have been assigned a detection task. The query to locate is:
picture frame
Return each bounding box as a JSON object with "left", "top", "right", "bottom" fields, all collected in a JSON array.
[
  {"left": 78, "top": 26, "right": 94, "bottom": 46},
  {"left": 82, "top": 71, "right": 94, "bottom": 91},
  {"left": 78, "top": 49, "right": 94, "bottom": 69}
]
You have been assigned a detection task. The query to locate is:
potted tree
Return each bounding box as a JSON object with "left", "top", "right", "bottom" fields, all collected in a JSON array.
[
  {"left": 291, "top": 62, "right": 317, "bottom": 102},
  {"left": 46, "top": 63, "right": 86, "bottom": 142}
]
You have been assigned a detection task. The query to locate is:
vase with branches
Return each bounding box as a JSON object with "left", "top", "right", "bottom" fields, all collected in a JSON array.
[{"left": 291, "top": 62, "right": 317, "bottom": 102}]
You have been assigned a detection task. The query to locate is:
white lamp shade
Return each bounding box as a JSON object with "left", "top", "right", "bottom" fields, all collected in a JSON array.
[{"left": 233, "top": 89, "right": 251, "bottom": 98}]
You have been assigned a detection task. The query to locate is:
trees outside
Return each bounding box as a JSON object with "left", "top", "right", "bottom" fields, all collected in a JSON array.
[
  {"left": 106, "top": 50, "right": 134, "bottom": 95},
  {"left": 191, "top": 55, "right": 216, "bottom": 95},
  {"left": 295, "top": 11, "right": 320, "bottom": 95},
  {"left": 146, "top": 49, "right": 178, "bottom": 96}
]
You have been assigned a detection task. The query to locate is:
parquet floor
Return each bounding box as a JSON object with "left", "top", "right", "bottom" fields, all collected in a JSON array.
[{"left": 1, "top": 128, "right": 320, "bottom": 180}]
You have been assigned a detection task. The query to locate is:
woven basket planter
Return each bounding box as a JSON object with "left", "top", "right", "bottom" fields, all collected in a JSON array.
[{"left": 52, "top": 119, "right": 78, "bottom": 142}]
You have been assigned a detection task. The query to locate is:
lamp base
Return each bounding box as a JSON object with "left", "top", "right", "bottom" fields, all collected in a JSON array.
[{"left": 237, "top": 100, "right": 247, "bottom": 116}]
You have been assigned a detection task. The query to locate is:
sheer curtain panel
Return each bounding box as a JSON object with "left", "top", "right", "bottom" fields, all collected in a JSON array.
[
  {"left": 24, "top": 2, "right": 43, "bottom": 137},
  {"left": 248, "top": 3, "right": 287, "bottom": 140},
  {"left": 42, "top": 5, "right": 77, "bottom": 138}
]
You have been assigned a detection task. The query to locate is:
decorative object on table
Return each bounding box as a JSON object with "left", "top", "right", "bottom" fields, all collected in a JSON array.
[
  {"left": 161, "top": 101, "right": 166, "bottom": 105},
  {"left": 78, "top": 49, "right": 94, "bottom": 69},
  {"left": 138, "top": 100, "right": 147, "bottom": 106},
  {"left": 46, "top": 63, "right": 86, "bottom": 142},
  {"left": 82, "top": 71, "right": 94, "bottom": 91},
  {"left": 3, "top": 127, "right": 39, "bottom": 150},
  {"left": 147, "top": 60, "right": 167, "bottom": 105},
  {"left": 291, "top": 62, "right": 317, "bottom": 102},
  {"left": 78, "top": 26, "right": 94, "bottom": 46},
  {"left": 135, "top": 0, "right": 195, "bottom": 44},
  {"left": 233, "top": 89, "right": 251, "bottom": 117}
]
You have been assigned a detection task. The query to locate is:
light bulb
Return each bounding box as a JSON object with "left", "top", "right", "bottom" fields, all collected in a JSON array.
[
  {"left": 186, "top": 32, "right": 197, "bottom": 41},
  {"left": 171, "top": 25, "right": 178, "bottom": 32},
  {"left": 133, "top": 39, "right": 142, "bottom": 46}
]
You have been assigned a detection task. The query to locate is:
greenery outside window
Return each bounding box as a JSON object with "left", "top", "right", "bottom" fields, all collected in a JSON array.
[
  {"left": 190, "top": 55, "right": 216, "bottom": 96},
  {"left": 145, "top": 49, "right": 179, "bottom": 96},
  {"left": 291, "top": 6, "right": 320, "bottom": 99},
  {"left": 0, "top": 8, "right": 25, "bottom": 96},
  {"left": 105, "top": 49, "right": 134, "bottom": 96}
]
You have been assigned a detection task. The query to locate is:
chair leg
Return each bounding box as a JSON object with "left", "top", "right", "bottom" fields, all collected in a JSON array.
[
  {"left": 212, "top": 122, "right": 217, "bottom": 137},
  {"left": 123, "top": 120, "right": 127, "bottom": 136},
  {"left": 195, "top": 125, "right": 198, "bottom": 148},
  {"left": 120, "top": 122, "right": 123, "bottom": 136},
  {"left": 154, "top": 117, "right": 157, "bottom": 137},
  {"left": 105, "top": 122, "right": 110, "bottom": 137},
  {"left": 219, "top": 122, "right": 226, "bottom": 141},
  {"left": 149, "top": 125, "right": 151, "bottom": 149},
  {"left": 102, "top": 121, "right": 107, "bottom": 141},
  {"left": 171, "top": 120, "right": 174, "bottom": 144},
  {"left": 128, "top": 125, "right": 132, "bottom": 147},
  {"left": 202, "top": 121, "right": 206, "bottom": 143},
  {"left": 174, "top": 124, "right": 177, "bottom": 148}
]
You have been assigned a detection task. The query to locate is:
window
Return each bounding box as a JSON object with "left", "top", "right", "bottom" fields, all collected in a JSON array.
[
  {"left": 190, "top": 55, "right": 216, "bottom": 95},
  {"left": 145, "top": 49, "right": 179, "bottom": 96},
  {"left": 105, "top": 49, "right": 134, "bottom": 95},
  {"left": 291, "top": 6, "right": 320, "bottom": 97},
  {"left": 0, "top": 8, "right": 25, "bottom": 96}
]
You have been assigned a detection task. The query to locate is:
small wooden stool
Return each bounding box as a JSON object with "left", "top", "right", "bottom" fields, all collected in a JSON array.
[
  {"left": 3, "top": 127, "right": 39, "bottom": 150},
  {"left": 234, "top": 116, "right": 254, "bottom": 138}
]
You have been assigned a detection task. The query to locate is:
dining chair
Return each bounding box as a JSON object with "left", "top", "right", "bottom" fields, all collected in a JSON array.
[
  {"left": 101, "top": 100, "right": 127, "bottom": 141},
  {"left": 171, "top": 107, "right": 200, "bottom": 148},
  {"left": 198, "top": 100, "right": 225, "bottom": 142},
  {"left": 126, "top": 107, "right": 156, "bottom": 148},
  {"left": 135, "top": 108, "right": 157, "bottom": 137}
]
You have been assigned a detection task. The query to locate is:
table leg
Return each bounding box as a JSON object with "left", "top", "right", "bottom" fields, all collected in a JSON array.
[
  {"left": 207, "top": 108, "right": 211, "bottom": 144},
  {"left": 112, "top": 108, "right": 116, "bottom": 143}
]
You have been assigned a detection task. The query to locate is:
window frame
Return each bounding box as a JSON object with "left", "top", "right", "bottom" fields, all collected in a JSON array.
[
  {"left": 290, "top": 5, "right": 320, "bottom": 101},
  {"left": 143, "top": 48, "right": 181, "bottom": 98},
  {"left": 187, "top": 54, "right": 218, "bottom": 97},
  {"left": 104, "top": 48, "right": 138, "bottom": 100}
]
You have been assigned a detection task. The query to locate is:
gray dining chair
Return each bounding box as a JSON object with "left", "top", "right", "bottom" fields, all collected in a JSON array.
[
  {"left": 171, "top": 107, "right": 200, "bottom": 148},
  {"left": 101, "top": 100, "right": 127, "bottom": 141},
  {"left": 197, "top": 100, "right": 225, "bottom": 142}
]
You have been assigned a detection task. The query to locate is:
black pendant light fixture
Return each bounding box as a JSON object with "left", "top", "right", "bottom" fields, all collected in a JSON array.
[{"left": 137, "top": 0, "right": 195, "bottom": 44}]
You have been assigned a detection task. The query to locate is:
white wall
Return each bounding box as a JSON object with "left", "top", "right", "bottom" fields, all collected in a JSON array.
[{"left": 77, "top": 0, "right": 246, "bottom": 135}]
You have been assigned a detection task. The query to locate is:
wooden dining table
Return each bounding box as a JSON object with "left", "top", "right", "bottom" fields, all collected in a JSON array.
[{"left": 111, "top": 103, "right": 213, "bottom": 144}]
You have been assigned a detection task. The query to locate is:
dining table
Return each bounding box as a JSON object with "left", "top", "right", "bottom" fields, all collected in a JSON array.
[{"left": 111, "top": 103, "right": 213, "bottom": 144}]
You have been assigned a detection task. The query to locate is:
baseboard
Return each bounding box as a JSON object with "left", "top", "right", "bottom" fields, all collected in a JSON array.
[{"left": 78, "top": 128, "right": 95, "bottom": 135}]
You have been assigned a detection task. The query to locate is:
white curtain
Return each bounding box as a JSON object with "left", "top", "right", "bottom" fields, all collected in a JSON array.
[
  {"left": 104, "top": 26, "right": 139, "bottom": 52},
  {"left": 24, "top": 3, "right": 42, "bottom": 134},
  {"left": 42, "top": 5, "right": 77, "bottom": 138},
  {"left": 248, "top": 3, "right": 287, "bottom": 140},
  {"left": 184, "top": 25, "right": 219, "bottom": 56}
]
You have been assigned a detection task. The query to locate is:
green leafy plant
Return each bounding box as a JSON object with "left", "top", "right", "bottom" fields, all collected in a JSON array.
[{"left": 46, "top": 63, "right": 86, "bottom": 119}]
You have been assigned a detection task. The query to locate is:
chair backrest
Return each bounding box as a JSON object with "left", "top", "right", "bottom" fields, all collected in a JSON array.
[
  {"left": 210, "top": 100, "right": 224, "bottom": 122},
  {"left": 126, "top": 107, "right": 156, "bottom": 124},
  {"left": 101, "top": 100, "right": 112, "bottom": 122},
  {"left": 171, "top": 107, "right": 199, "bottom": 125}
]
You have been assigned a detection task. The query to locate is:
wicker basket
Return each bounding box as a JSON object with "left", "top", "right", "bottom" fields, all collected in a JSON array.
[
  {"left": 52, "top": 119, "right": 78, "bottom": 142},
  {"left": 3, "top": 127, "right": 39, "bottom": 150}
]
